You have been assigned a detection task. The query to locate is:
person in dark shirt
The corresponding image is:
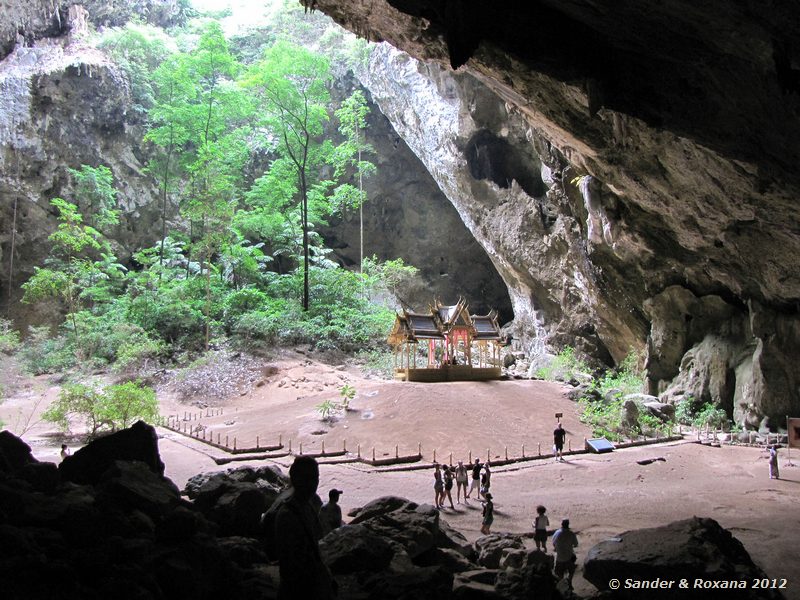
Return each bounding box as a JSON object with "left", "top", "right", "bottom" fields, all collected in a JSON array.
[
  {"left": 319, "top": 488, "right": 343, "bottom": 536},
  {"left": 467, "top": 458, "right": 482, "bottom": 499},
  {"left": 274, "top": 456, "right": 336, "bottom": 599},
  {"left": 553, "top": 422, "right": 566, "bottom": 462}
]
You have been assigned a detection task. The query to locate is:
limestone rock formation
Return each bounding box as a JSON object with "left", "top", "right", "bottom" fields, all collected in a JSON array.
[
  {"left": 320, "top": 78, "right": 513, "bottom": 317},
  {"left": 0, "top": 3, "right": 163, "bottom": 322},
  {"left": 306, "top": 0, "right": 800, "bottom": 422}
]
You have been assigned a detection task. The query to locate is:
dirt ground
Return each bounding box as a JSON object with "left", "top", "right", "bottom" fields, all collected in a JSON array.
[{"left": 2, "top": 352, "right": 798, "bottom": 599}]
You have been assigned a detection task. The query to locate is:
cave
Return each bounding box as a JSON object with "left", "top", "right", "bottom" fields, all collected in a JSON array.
[
  {"left": 464, "top": 129, "right": 546, "bottom": 199},
  {"left": 1, "top": 1, "right": 799, "bottom": 598}
]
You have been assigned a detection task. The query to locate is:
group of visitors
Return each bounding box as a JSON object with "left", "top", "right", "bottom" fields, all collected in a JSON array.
[{"left": 434, "top": 458, "right": 493, "bottom": 509}]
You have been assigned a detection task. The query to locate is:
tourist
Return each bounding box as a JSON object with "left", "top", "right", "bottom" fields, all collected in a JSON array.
[
  {"left": 433, "top": 463, "right": 444, "bottom": 508},
  {"left": 769, "top": 445, "right": 780, "bottom": 479},
  {"left": 319, "top": 488, "right": 344, "bottom": 536},
  {"left": 481, "top": 462, "right": 491, "bottom": 496},
  {"left": 552, "top": 519, "right": 579, "bottom": 589},
  {"left": 454, "top": 460, "right": 469, "bottom": 503},
  {"left": 554, "top": 422, "right": 566, "bottom": 462},
  {"left": 480, "top": 492, "right": 494, "bottom": 535},
  {"left": 60, "top": 444, "right": 70, "bottom": 460},
  {"left": 467, "top": 458, "right": 482, "bottom": 499},
  {"left": 442, "top": 465, "right": 455, "bottom": 509},
  {"left": 533, "top": 505, "right": 550, "bottom": 552},
  {"left": 274, "top": 456, "right": 336, "bottom": 599}
]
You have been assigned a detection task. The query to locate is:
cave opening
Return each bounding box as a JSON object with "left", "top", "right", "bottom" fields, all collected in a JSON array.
[{"left": 464, "top": 130, "right": 546, "bottom": 198}]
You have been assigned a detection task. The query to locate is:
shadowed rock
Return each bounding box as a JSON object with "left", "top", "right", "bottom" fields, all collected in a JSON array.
[
  {"left": 59, "top": 420, "right": 164, "bottom": 485},
  {"left": 583, "top": 517, "right": 785, "bottom": 599}
]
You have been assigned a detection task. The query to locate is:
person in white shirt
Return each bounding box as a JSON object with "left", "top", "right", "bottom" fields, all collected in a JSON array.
[{"left": 533, "top": 505, "right": 550, "bottom": 552}]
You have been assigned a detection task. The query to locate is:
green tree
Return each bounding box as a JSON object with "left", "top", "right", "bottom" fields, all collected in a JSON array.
[
  {"left": 147, "top": 22, "right": 249, "bottom": 348},
  {"left": 145, "top": 53, "right": 194, "bottom": 271},
  {"left": 42, "top": 381, "right": 159, "bottom": 439},
  {"left": 69, "top": 165, "right": 119, "bottom": 231},
  {"left": 21, "top": 199, "right": 102, "bottom": 349},
  {"left": 242, "top": 40, "right": 334, "bottom": 311}
]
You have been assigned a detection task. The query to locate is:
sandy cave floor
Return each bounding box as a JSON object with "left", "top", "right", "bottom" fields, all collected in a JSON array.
[{"left": 1, "top": 352, "right": 798, "bottom": 599}]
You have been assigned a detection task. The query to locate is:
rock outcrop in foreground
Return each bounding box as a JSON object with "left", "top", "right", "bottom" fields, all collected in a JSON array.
[
  {"left": 0, "top": 424, "right": 784, "bottom": 599},
  {"left": 584, "top": 517, "right": 785, "bottom": 600}
]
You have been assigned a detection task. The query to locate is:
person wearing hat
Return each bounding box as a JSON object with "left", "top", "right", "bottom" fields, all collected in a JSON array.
[
  {"left": 319, "top": 488, "right": 344, "bottom": 536},
  {"left": 552, "top": 519, "right": 579, "bottom": 589},
  {"left": 480, "top": 492, "right": 494, "bottom": 535}
]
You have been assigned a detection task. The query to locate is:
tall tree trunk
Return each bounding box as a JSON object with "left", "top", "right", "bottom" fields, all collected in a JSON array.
[
  {"left": 159, "top": 132, "right": 174, "bottom": 273},
  {"left": 301, "top": 175, "right": 309, "bottom": 312}
]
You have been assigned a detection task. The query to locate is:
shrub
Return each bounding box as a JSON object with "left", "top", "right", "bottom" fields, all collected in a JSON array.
[
  {"left": 578, "top": 396, "right": 626, "bottom": 441},
  {"left": 42, "top": 381, "right": 159, "bottom": 439},
  {"left": 535, "top": 346, "right": 587, "bottom": 381},
  {"left": 355, "top": 348, "right": 395, "bottom": 379},
  {"left": 587, "top": 349, "right": 644, "bottom": 400},
  {"left": 691, "top": 402, "right": 729, "bottom": 430},
  {"left": 0, "top": 318, "right": 20, "bottom": 354},
  {"left": 578, "top": 349, "right": 647, "bottom": 439},
  {"left": 339, "top": 384, "right": 356, "bottom": 410},
  {"left": 18, "top": 326, "right": 76, "bottom": 375},
  {"left": 316, "top": 399, "right": 340, "bottom": 421}
]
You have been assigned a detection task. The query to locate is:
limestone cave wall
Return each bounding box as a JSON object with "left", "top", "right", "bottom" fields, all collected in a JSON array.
[{"left": 305, "top": 0, "right": 800, "bottom": 424}]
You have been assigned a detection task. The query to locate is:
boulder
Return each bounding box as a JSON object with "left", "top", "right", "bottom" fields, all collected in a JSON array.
[
  {"left": 452, "top": 580, "right": 504, "bottom": 599},
  {"left": 621, "top": 399, "right": 639, "bottom": 428},
  {"left": 437, "top": 517, "right": 476, "bottom": 559},
  {"left": 217, "top": 536, "right": 269, "bottom": 568},
  {"left": 97, "top": 460, "right": 181, "bottom": 518},
  {"left": 361, "top": 565, "right": 454, "bottom": 600},
  {"left": 360, "top": 505, "right": 439, "bottom": 559},
  {"left": 420, "top": 547, "right": 477, "bottom": 574},
  {"left": 583, "top": 517, "right": 783, "bottom": 599},
  {"left": 475, "top": 534, "right": 525, "bottom": 569},
  {"left": 319, "top": 523, "right": 395, "bottom": 574},
  {"left": 19, "top": 461, "right": 60, "bottom": 493},
  {"left": 210, "top": 481, "right": 273, "bottom": 537},
  {"left": 348, "top": 495, "right": 417, "bottom": 524},
  {"left": 186, "top": 465, "right": 289, "bottom": 498},
  {"left": 59, "top": 421, "right": 164, "bottom": 485},
  {"left": 0, "top": 430, "right": 36, "bottom": 473},
  {"left": 643, "top": 401, "right": 677, "bottom": 422},
  {"left": 494, "top": 560, "right": 559, "bottom": 600}
]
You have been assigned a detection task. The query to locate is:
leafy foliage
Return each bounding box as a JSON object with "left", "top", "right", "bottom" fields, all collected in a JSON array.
[
  {"left": 675, "top": 396, "right": 730, "bottom": 429},
  {"left": 42, "top": 381, "right": 159, "bottom": 438},
  {"left": 18, "top": 326, "right": 75, "bottom": 375},
  {"left": 316, "top": 398, "right": 339, "bottom": 421},
  {"left": 587, "top": 350, "right": 644, "bottom": 400},
  {"left": 13, "top": 15, "right": 418, "bottom": 378},
  {"left": 98, "top": 23, "right": 172, "bottom": 114},
  {"left": 578, "top": 349, "right": 647, "bottom": 439},
  {"left": 0, "top": 319, "right": 20, "bottom": 354},
  {"left": 339, "top": 383, "right": 356, "bottom": 410},
  {"left": 535, "top": 346, "right": 587, "bottom": 381}
]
